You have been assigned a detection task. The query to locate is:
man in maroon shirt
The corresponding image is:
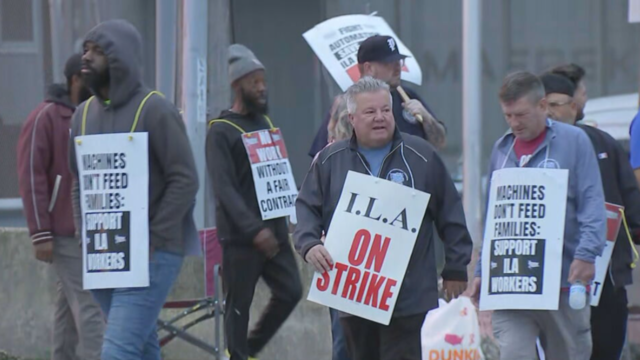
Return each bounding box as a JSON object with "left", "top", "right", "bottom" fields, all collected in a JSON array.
[{"left": 16, "top": 54, "right": 104, "bottom": 360}]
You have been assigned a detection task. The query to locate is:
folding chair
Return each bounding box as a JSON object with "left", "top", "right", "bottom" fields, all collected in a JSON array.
[{"left": 157, "top": 227, "right": 225, "bottom": 358}]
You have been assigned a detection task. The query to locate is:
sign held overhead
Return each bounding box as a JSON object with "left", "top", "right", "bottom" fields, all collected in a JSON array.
[{"left": 303, "top": 14, "right": 423, "bottom": 91}]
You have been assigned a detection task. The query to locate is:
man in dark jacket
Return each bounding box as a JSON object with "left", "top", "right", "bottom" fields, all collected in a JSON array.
[
  {"left": 309, "top": 35, "right": 448, "bottom": 360},
  {"left": 17, "top": 54, "right": 103, "bottom": 360},
  {"left": 206, "top": 44, "right": 302, "bottom": 360},
  {"left": 69, "top": 20, "right": 199, "bottom": 359},
  {"left": 549, "top": 63, "right": 588, "bottom": 122},
  {"left": 295, "top": 77, "right": 472, "bottom": 360},
  {"left": 541, "top": 70, "right": 640, "bottom": 360}
]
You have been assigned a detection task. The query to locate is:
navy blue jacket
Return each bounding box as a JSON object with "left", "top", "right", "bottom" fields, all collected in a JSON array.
[{"left": 579, "top": 124, "right": 640, "bottom": 288}]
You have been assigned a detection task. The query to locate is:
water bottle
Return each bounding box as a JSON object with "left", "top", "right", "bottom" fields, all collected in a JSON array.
[{"left": 569, "top": 281, "right": 586, "bottom": 309}]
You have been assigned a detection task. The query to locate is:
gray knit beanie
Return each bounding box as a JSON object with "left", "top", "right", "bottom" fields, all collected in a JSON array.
[{"left": 228, "top": 44, "right": 265, "bottom": 84}]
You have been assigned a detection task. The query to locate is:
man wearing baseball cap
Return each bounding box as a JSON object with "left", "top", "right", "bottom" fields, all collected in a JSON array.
[
  {"left": 308, "top": 35, "right": 446, "bottom": 158},
  {"left": 541, "top": 71, "right": 640, "bottom": 360},
  {"left": 539, "top": 73, "right": 579, "bottom": 125}
]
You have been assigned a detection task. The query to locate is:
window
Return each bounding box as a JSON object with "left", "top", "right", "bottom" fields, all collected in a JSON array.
[{"left": 0, "top": 0, "right": 34, "bottom": 42}]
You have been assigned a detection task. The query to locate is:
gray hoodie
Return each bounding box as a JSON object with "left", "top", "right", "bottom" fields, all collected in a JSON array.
[
  {"left": 69, "top": 19, "right": 199, "bottom": 254},
  {"left": 475, "top": 119, "right": 606, "bottom": 288}
]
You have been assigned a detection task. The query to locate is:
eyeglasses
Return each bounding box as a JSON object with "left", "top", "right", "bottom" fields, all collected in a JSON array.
[{"left": 548, "top": 100, "right": 572, "bottom": 107}]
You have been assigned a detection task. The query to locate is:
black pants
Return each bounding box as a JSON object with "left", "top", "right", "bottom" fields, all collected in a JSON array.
[
  {"left": 340, "top": 312, "right": 427, "bottom": 360},
  {"left": 222, "top": 243, "right": 302, "bottom": 360},
  {"left": 590, "top": 276, "right": 628, "bottom": 360}
]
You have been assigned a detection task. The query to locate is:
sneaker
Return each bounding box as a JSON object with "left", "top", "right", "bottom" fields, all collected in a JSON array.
[{"left": 224, "top": 349, "right": 259, "bottom": 360}]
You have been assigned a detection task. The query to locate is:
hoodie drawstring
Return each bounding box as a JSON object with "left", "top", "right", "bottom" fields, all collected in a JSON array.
[
  {"left": 208, "top": 115, "right": 276, "bottom": 133},
  {"left": 76, "top": 90, "right": 163, "bottom": 144}
]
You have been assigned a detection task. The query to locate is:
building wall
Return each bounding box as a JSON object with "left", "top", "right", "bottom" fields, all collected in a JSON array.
[
  {"left": 319, "top": 0, "right": 640, "bottom": 174},
  {"left": 1, "top": 0, "right": 639, "bottom": 210},
  {"left": 0, "top": 0, "right": 46, "bottom": 200},
  {"left": 223, "top": 0, "right": 640, "bottom": 182},
  {"left": 0, "top": 0, "right": 156, "bottom": 227},
  {"left": 230, "top": 0, "right": 323, "bottom": 182}
]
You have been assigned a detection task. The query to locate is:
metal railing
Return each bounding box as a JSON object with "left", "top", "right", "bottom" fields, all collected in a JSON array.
[{"left": 0, "top": 198, "right": 22, "bottom": 211}]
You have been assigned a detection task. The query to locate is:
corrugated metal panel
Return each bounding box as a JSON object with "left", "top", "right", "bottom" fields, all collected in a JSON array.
[
  {"left": 0, "top": 0, "right": 44, "bottom": 205},
  {"left": 1, "top": 0, "right": 639, "bottom": 206},
  {"left": 231, "top": 0, "right": 323, "bottom": 183}
]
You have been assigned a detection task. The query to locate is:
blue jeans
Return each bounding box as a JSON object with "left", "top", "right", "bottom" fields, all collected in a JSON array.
[
  {"left": 330, "top": 308, "right": 351, "bottom": 360},
  {"left": 91, "top": 250, "right": 184, "bottom": 360}
]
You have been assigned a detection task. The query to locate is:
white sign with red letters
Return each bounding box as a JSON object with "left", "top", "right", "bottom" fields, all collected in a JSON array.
[
  {"left": 590, "top": 202, "right": 624, "bottom": 306},
  {"left": 242, "top": 128, "right": 297, "bottom": 220},
  {"left": 307, "top": 171, "right": 430, "bottom": 325},
  {"left": 303, "top": 14, "right": 422, "bottom": 91}
]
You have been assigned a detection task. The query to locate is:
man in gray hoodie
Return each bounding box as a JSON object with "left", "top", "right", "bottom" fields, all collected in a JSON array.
[
  {"left": 466, "top": 71, "right": 606, "bottom": 360},
  {"left": 69, "top": 19, "right": 199, "bottom": 360},
  {"left": 206, "top": 44, "right": 302, "bottom": 360}
]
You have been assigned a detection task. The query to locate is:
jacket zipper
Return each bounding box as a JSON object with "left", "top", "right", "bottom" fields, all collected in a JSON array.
[
  {"left": 376, "top": 144, "right": 402, "bottom": 177},
  {"left": 356, "top": 153, "right": 372, "bottom": 175},
  {"left": 356, "top": 144, "right": 402, "bottom": 177}
]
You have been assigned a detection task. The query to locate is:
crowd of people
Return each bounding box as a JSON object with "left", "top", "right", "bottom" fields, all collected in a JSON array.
[{"left": 13, "top": 17, "right": 640, "bottom": 360}]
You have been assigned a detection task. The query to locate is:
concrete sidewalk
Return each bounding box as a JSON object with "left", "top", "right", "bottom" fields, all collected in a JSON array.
[{"left": 0, "top": 227, "right": 331, "bottom": 360}]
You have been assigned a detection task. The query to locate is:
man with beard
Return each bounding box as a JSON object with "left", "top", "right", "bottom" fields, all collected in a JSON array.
[
  {"left": 206, "top": 44, "right": 302, "bottom": 360},
  {"left": 17, "top": 53, "right": 104, "bottom": 360},
  {"left": 69, "top": 19, "right": 199, "bottom": 359}
]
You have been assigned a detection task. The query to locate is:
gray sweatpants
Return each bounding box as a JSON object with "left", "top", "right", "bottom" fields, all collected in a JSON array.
[
  {"left": 51, "top": 237, "right": 105, "bottom": 360},
  {"left": 492, "top": 292, "right": 592, "bottom": 360}
]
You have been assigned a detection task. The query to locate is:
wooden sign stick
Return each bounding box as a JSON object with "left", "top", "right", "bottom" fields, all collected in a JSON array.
[{"left": 397, "top": 85, "right": 423, "bottom": 123}]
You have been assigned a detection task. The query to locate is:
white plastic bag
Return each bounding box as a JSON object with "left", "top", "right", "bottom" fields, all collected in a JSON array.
[{"left": 421, "top": 297, "right": 484, "bottom": 360}]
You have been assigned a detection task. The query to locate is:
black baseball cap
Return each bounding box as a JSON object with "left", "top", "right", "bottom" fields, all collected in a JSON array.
[
  {"left": 540, "top": 73, "right": 575, "bottom": 97},
  {"left": 357, "top": 35, "right": 409, "bottom": 64}
]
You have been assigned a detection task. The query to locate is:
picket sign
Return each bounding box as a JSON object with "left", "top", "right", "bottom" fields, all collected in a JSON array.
[
  {"left": 307, "top": 171, "right": 430, "bottom": 325},
  {"left": 75, "top": 133, "right": 149, "bottom": 290},
  {"left": 480, "top": 167, "right": 568, "bottom": 311},
  {"left": 241, "top": 128, "right": 298, "bottom": 220},
  {"left": 591, "top": 202, "right": 624, "bottom": 306},
  {"left": 303, "top": 14, "right": 422, "bottom": 91}
]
